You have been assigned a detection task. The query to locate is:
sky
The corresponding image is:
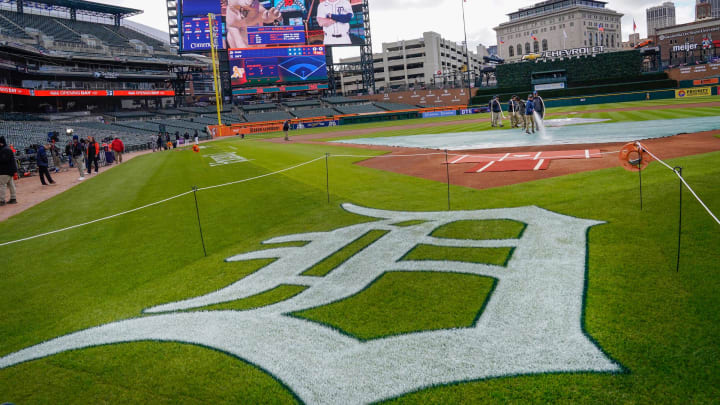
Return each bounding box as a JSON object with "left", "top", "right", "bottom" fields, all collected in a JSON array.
[{"left": 109, "top": 0, "right": 698, "bottom": 53}]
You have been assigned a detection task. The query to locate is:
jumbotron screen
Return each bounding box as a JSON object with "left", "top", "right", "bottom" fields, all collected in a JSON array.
[
  {"left": 229, "top": 45, "right": 327, "bottom": 87},
  {"left": 178, "top": 0, "right": 366, "bottom": 52}
]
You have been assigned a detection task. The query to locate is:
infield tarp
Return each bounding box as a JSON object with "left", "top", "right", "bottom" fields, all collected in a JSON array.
[{"left": 336, "top": 116, "right": 720, "bottom": 151}]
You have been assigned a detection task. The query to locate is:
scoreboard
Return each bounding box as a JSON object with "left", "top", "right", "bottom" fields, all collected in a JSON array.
[{"left": 229, "top": 46, "right": 327, "bottom": 87}]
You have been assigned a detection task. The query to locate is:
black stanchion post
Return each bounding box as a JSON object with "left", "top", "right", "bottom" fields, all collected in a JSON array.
[
  {"left": 192, "top": 186, "right": 207, "bottom": 257},
  {"left": 325, "top": 153, "right": 330, "bottom": 204},
  {"left": 445, "top": 149, "right": 451, "bottom": 210},
  {"left": 674, "top": 167, "right": 682, "bottom": 272}
]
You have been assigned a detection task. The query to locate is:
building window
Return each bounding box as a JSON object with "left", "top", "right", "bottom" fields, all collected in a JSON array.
[
  {"left": 542, "top": 39, "right": 548, "bottom": 51},
  {"left": 517, "top": 44, "right": 522, "bottom": 55},
  {"left": 509, "top": 46, "right": 514, "bottom": 57},
  {"left": 570, "top": 21, "right": 574, "bottom": 27},
  {"left": 525, "top": 42, "right": 531, "bottom": 54},
  {"left": 611, "top": 35, "right": 614, "bottom": 47},
  {"left": 534, "top": 41, "right": 540, "bottom": 53}
]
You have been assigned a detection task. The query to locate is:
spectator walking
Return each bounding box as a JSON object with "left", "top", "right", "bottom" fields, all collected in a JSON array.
[
  {"left": 0, "top": 136, "right": 18, "bottom": 205},
  {"left": 151, "top": 133, "right": 158, "bottom": 152},
  {"left": 111, "top": 137, "right": 125, "bottom": 163},
  {"left": 87, "top": 136, "right": 99, "bottom": 174},
  {"left": 283, "top": 119, "right": 290, "bottom": 141},
  {"left": 36, "top": 143, "right": 56, "bottom": 186},
  {"left": 70, "top": 135, "right": 86, "bottom": 180},
  {"left": 194, "top": 130, "right": 199, "bottom": 145},
  {"left": 156, "top": 133, "right": 163, "bottom": 151}
]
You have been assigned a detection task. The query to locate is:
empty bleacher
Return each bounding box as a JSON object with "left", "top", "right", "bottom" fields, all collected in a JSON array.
[
  {"left": 292, "top": 108, "right": 339, "bottom": 119},
  {"left": 284, "top": 100, "right": 321, "bottom": 108},
  {"left": 373, "top": 102, "right": 418, "bottom": 111},
  {"left": 0, "top": 11, "right": 31, "bottom": 39},
  {"left": 323, "top": 96, "right": 365, "bottom": 105},
  {"left": 243, "top": 111, "right": 294, "bottom": 123},
  {"left": 334, "top": 104, "right": 386, "bottom": 115}
]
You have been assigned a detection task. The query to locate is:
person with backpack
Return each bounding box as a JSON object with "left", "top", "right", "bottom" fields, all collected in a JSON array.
[{"left": 0, "top": 136, "right": 18, "bottom": 205}]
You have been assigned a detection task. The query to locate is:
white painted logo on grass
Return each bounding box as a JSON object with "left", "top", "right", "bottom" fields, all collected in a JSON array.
[
  {"left": 0, "top": 204, "right": 622, "bottom": 404},
  {"left": 206, "top": 152, "right": 248, "bottom": 167}
]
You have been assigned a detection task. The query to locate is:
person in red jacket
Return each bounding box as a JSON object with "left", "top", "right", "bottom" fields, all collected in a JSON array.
[{"left": 111, "top": 137, "right": 124, "bottom": 164}]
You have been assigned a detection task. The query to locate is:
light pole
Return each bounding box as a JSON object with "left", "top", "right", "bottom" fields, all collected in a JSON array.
[{"left": 461, "top": 0, "right": 472, "bottom": 104}]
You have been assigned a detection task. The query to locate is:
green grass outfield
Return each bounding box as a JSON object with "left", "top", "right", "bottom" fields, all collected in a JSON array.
[{"left": 1, "top": 105, "right": 719, "bottom": 403}]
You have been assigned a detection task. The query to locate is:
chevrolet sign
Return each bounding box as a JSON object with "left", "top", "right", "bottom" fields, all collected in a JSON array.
[{"left": 541, "top": 46, "right": 604, "bottom": 58}]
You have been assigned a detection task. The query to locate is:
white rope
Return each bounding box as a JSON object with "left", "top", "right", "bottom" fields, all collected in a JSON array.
[
  {"left": 638, "top": 142, "right": 720, "bottom": 226},
  {"left": 330, "top": 152, "right": 448, "bottom": 158},
  {"left": 0, "top": 191, "right": 193, "bottom": 247},
  {"left": 196, "top": 156, "right": 324, "bottom": 191},
  {"left": 0, "top": 156, "right": 325, "bottom": 247}
]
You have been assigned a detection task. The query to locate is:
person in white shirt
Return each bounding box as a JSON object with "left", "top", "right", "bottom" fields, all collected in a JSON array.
[{"left": 316, "top": 0, "right": 353, "bottom": 45}]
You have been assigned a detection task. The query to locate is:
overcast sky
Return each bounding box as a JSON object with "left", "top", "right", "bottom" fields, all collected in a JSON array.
[{"left": 110, "top": 0, "right": 697, "bottom": 52}]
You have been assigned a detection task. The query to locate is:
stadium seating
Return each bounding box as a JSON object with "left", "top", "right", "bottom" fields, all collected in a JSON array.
[
  {"left": 284, "top": 100, "right": 321, "bottom": 108},
  {"left": 334, "top": 104, "right": 386, "bottom": 115},
  {"left": 323, "top": 96, "right": 364, "bottom": 105},
  {"left": 0, "top": 11, "right": 32, "bottom": 39},
  {"left": 373, "top": 102, "right": 418, "bottom": 111},
  {"left": 292, "top": 108, "right": 339, "bottom": 118},
  {"left": 243, "top": 111, "right": 294, "bottom": 123}
]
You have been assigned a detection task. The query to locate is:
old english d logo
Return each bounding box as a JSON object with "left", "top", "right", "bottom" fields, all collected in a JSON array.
[{"left": 0, "top": 204, "right": 622, "bottom": 404}]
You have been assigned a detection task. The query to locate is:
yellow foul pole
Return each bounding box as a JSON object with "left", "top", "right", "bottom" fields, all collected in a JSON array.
[{"left": 208, "top": 13, "right": 222, "bottom": 126}]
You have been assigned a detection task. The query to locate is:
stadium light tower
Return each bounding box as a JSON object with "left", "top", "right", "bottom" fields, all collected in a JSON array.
[{"left": 461, "top": 0, "right": 472, "bottom": 104}]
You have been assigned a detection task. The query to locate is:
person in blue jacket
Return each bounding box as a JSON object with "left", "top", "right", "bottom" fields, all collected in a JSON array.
[
  {"left": 525, "top": 94, "right": 535, "bottom": 134},
  {"left": 36, "top": 143, "right": 56, "bottom": 186}
]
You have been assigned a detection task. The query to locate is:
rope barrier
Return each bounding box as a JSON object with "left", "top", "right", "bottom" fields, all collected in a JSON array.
[
  {"left": 5, "top": 144, "right": 711, "bottom": 248},
  {"left": 637, "top": 142, "right": 720, "bottom": 226},
  {"left": 0, "top": 156, "right": 325, "bottom": 247}
]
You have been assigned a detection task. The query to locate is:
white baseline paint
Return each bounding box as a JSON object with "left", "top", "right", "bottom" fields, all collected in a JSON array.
[
  {"left": 534, "top": 159, "right": 546, "bottom": 171},
  {"left": 0, "top": 204, "right": 622, "bottom": 404},
  {"left": 476, "top": 161, "right": 496, "bottom": 173}
]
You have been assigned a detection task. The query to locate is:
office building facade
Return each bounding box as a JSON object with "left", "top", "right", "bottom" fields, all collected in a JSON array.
[
  {"left": 647, "top": 2, "right": 676, "bottom": 37},
  {"left": 494, "top": 0, "right": 623, "bottom": 62}
]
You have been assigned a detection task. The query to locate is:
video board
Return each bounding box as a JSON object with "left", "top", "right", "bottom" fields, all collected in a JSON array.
[
  {"left": 229, "top": 46, "right": 327, "bottom": 87},
  {"left": 181, "top": 15, "right": 225, "bottom": 51},
  {"left": 178, "top": 0, "right": 366, "bottom": 51}
]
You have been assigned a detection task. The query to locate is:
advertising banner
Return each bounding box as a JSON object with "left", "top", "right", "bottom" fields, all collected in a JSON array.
[
  {"left": 459, "top": 108, "right": 480, "bottom": 115},
  {"left": 0, "top": 86, "right": 32, "bottom": 96},
  {"left": 422, "top": 110, "right": 457, "bottom": 118},
  {"left": 0, "top": 88, "right": 175, "bottom": 97},
  {"left": 293, "top": 120, "right": 338, "bottom": 129},
  {"left": 675, "top": 87, "right": 712, "bottom": 98},
  {"left": 692, "top": 78, "right": 719, "bottom": 86}
]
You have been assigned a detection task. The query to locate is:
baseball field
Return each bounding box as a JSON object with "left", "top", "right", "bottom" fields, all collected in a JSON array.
[{"left": 1, "top": 96, "right": 719, "bottom": 404}]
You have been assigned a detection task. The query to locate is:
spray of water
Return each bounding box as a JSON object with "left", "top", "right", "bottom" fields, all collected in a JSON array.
[{"left": 533, "top": 111, "right": 550, "bottom": 140}]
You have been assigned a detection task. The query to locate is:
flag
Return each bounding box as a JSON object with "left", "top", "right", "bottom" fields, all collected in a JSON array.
[
  {"left": 531, "top": 33, "right": 538, "bottom": 41},
  {"left": 633, "top": 19, "right": 637, "bottom": 32},
  {"left": 499, "top": 40, "right": 504, "bottom": 44},
  {"left": 563, "top": 29, "right": 568, "bottom": 39},
  {"left": 598, "top": 26, "right": 604, "bottom": 32}
]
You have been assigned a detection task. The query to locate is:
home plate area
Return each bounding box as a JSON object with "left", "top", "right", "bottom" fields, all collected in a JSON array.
[{"left": 449, "top": 149, "right": 602, "bottom": 173}]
